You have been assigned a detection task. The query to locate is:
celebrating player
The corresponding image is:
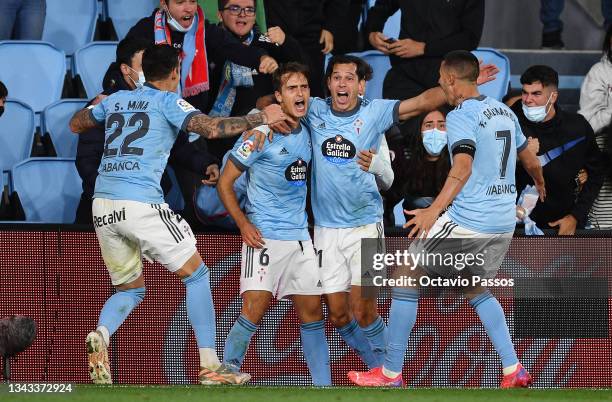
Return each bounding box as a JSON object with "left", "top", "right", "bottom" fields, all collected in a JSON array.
[
  {"left": 69, "top": 44, "right": 286, "bottom": 385},
  {"left": 217, "top": 62, "right": 331, "bottom": 385},
  {"left": 347, "top": 50, "right": 545, "bottom": 388}
]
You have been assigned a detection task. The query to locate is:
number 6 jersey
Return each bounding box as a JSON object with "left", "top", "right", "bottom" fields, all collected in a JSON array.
[{"left": 89, "top": 83, "right": 201, "bottom": 204}]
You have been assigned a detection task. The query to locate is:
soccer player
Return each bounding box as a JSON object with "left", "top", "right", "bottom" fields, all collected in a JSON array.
[
  {"left": 254, "top": 54, "right": 498, "bottom": 369},
  {"left": 217, "top": 62, "right": 332, "bottom": 385},
  {"left": 68, "top": 44, "right": 286, "bottom": 385},
  {"left": 347, "top": 50, "right": 545, "bottom": 388}
]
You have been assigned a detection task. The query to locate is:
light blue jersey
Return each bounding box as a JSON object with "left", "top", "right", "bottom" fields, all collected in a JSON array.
[
  {"left": 446, "top": 95, "right": 528, "bottom": 233},
  {"left": 90, "top": 83, "right": 201, "bottom": 203},
  {"left": 228, "top": 124, "right": 312, "bottom": 241},
  {"left": 305, "top": 97, "right": 400, "bottom": 228}
]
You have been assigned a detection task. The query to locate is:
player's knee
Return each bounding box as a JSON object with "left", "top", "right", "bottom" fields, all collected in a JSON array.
[
  {"left": 328, "top": 309, "right": 351, "bottom": 328},
  {"left": 352, "top": 304, "right": 378, "bottom": 327}
]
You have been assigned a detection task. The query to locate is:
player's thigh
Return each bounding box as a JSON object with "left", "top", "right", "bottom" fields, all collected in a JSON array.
[
  {"left": 241, "top": 290, "right": 273, "bottom": 324},
  {"left": 277, "top": 239, "right": 322, "bottom": 300},
  {"left": 240, "top": 239, "right": 292, "bottom": 299},
  {"left": 344, "top": 222, "right": 385, "bottom": 288},
  {"left": 314, "top": 226, "right": 350, "bottom": 294},
  {"left": 132, "top": 203, "right": 198, "bottom": 274},
  {"left": 92, "top": 198, "right": 143, "bottom": 286}
]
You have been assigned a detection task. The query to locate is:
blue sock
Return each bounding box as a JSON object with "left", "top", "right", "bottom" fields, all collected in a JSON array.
[
  {"left": 337, "top": 319, "right": 378, "bottom": 369},
  {"left": 384, "top": 288, "right": 419, "bottom": 374},
  {"left": 362, "top": 316, "right": 387, "bottom": 367},
  {"left": 470, "top": 291, "right": 519, "bottom": 369},
  {"left": 223, "top": 315, "right": 257, "bottom": 368},
  {"left": 300, "top": 320, "right": 331, "bottom": 386},
  {"left": 182, "top": 263, "right": 216, "bottom": 348},
  {"left": 98, "top": 287, "right": 146, "bottom": 336}
]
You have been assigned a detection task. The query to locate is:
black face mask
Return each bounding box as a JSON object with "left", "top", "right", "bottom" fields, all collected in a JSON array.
[{"left": 0, "top": 106, "right": 4, "bottom": 117}]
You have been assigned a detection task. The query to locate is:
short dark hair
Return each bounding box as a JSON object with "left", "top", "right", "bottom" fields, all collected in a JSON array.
[
  {"left": 520, "top": 65, "right": 559, "bottom": 88},
  {"left": 142, "top": 45, "right": 181, "bottom": 82},
  {"left": 442, "top": 50, "right": 479, "bottom": 82},
  {"left": 325, "top": 54, "right": 373, "bottom": 82},
  {"left": 116, "top": 37, "right": 150, "bottom": 68},
  {"left": 218, "top": 0, "right": 255, "bottom": 10},
  {"left": 272, "top": 62, "right": 310, "bottom": 92},
  {"left": 0, "top": 81, "right": 7, "bottom": 99}
]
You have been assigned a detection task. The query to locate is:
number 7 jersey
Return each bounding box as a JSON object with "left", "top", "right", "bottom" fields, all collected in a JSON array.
[
  {"left": 446, "top": 95, "right": 528, "bottom": 233},
  {"left": 89, "top": 83, "right": 201, "bottom": 204}
]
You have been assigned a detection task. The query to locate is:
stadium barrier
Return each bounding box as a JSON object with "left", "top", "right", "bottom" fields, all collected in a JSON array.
[{"left": 0, "top": 227, "right": 610, "bottom": 387}]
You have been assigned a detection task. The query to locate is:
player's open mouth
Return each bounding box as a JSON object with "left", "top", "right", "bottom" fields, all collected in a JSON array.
[
  {"left": 336, "top": 91, "right": 349, "bottom": 104},
  {"left": 294, "top": 99, "right": 305, "bottom": 112}
]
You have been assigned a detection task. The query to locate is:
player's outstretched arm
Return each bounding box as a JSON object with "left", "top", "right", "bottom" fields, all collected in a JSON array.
[
  {"left": 69, "top": 108, "right": 99, "bottom": 134},
  {"left": 187, "top": 104, "right": 286, "bottom": 139},
  {"left": 217, "top": 160, "right": 265, "bottom": 248},
  {"left": 518, "top": 147, "right": 546, "bottom": 201},
  {"left": 398, "top": 87, "right": 447, "bottom": 121}
]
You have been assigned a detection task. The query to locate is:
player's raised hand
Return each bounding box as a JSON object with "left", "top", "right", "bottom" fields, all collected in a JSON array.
[
  {"left": 404, "top": 207, "right": 439, "bottom": 238},
  {"left": 201, "top": 164, "right": 219, "bottom": 186},
  {"left": 262, "top": 104, "right": 286, "bottom": 125},
  {"left": 242, "top": 129, "right": 272, "bottom": 151},
  {"left": 239, "top": 220, "right": 265, "bottom": 248},
  {"left": 357, "top": 149, "right": 375, "bottom": 171},
  {"left": 476, "top": 60, "right": 500, "bottom": 85}
]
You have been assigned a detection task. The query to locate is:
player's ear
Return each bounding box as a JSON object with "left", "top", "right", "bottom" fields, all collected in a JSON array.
[
  {"left": 119, "top": 63, "right": 130, "bottom": 77},
  {"left": 358, "top": 79, "right": 366, "bottom": 97},
  {"left": 274, "top": 90, "right": 282, "bottom": 104}
]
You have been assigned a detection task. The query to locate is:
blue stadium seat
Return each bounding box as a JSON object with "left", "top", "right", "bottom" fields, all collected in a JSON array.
[
  {"left": 73, "top": 41, "right": 118, "bottom": 99},
  {"left": 106, "top": 0, "right": 158, "bottom": 39},
  {"left": 12, "top": 158, "right": 82, "bottom": 223},
  {"left": 393, "top": 200, "right": 406, "bottom": 226},
  {"left": 348, "top": 50, "right": 391, "bottom": 100},
  {"left": 42, "top": 0, "right": 98, "bottom": 55},
  {"left": 367, "top": 0, "right": 401, "bottom": 39},
  {"left": 0, "top": 99, "right": 35, "bottom": 174},
  {"left": 0, "top": 41, "right": 66, "bottom": 113},
  {"left": 472, "top": 48, "right": 511, "bottom": 101},
  {"left": 42, "top": 100, "right": 88, "bottom": 157}
]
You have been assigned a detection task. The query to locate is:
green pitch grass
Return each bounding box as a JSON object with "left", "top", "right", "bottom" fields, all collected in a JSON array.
[{"left": 3, "top": 386, "right": 612, "bottom": 402}]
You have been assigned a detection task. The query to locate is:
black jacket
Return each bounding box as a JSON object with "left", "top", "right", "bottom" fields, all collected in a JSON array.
[
  {"left": 75, "top": 63, "right": 219, "bottom": 200},
  {"left": 205, "top": 25, "right": 306, "bottom": 158},
  {"left": 366, "top": 0, "right": 484, "bottom": 90},
  {"left": 124, "top": 10, "right": 265, "bottom": 112},
  {"left": 511, "top": 101, "right": 606, "bottom": 229}
]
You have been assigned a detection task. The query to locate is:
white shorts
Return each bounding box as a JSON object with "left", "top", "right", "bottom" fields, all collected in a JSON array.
[
  {"left": 411, "top": 213, "right": 512, "bottom": 279},
  {"left": 240, "top": 238, "right": 322, "bottom": 300},
  {"left": 314, "top": 222, "right": 385, "bottom": 293},
  {"left": 92, "top": 198, "right": 197, "bottom": 286}
]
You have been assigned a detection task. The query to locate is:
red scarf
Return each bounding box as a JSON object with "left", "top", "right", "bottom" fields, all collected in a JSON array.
[{"left": 154, "top": 6, "right": 209, "bottom": 97}]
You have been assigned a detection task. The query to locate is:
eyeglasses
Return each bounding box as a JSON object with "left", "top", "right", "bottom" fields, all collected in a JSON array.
[{"left": 221, "top": 5, "right": 256, "bottom": 16}]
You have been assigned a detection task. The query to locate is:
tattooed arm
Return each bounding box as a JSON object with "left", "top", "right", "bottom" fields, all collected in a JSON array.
[
  {"left": 69, "top": 108, "right": 101, "bottom": 134},
  {"left": 186, "top": 104, "right": 286, "bottom": 139}
]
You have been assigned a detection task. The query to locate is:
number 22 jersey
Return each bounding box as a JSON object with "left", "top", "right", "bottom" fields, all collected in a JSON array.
[{"left": 89, "top": 83, "right": 201, "bottom": 204}]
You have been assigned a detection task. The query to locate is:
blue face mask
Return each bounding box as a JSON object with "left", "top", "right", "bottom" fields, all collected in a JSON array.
[{"left": 422, "top": 128, "right": 447, "bottom": 156}]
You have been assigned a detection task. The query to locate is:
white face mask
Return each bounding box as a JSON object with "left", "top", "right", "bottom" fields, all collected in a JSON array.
[
  {"left": 522, "top": 93, "right": 554, "bottom": 123},
  {"left": 127, "top": 66, "right": 146, "bottom": 88},
  {"left": 165, "top": 7, "right": 194, "bottom": 33}
]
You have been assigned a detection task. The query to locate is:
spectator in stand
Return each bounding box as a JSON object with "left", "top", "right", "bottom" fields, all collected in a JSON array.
[
  {"left": 0, "top": 81, "right": 7, "bottom": 118},
  {"left": 74, "top": 38, "right": 220, "bottom": 225},
  {"left": 511, "top": 65, "right": 606, "bottom": 235},
  {"left": 366, "top": 0, "right": 484, "bottom": 102},
  {"left": 579, "top": 25, "right": 612, "bottom": 229},
  {"left": 383, "top": 108, "right": 450, "bottom": 226},
  {"left": 0, "top": 0, "right": 46, "bottom": 40},
  {"left": 205, "top": 0, "right": 306, "bottom": 158},
  {"left": 264, "top": 0, "right": 350, "bottom": 97},
  {"left": 540, "top": 0, "right": 612, "bottom": 49}
]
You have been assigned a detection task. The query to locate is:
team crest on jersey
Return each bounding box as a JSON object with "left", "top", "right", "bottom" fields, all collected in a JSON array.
[
  {"left": 322, "top": 135, "right": 356, "bottom": 165},
  {"left": 353, "top": 118, "right": 364, "bottom": 135},
  {"left": 237, "top": 140, "right": 255, "bottom": 159},
  {"left": 177, "top": 99, "right": 196, "bottom": 112},
  {"left": 285, "top": 158, "right": 307, "bottom": 186}
]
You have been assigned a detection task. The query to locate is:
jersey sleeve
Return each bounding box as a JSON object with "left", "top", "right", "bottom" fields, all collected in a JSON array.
[
  {"left": 372, "top": 99, "right": 400, "bottom": 133},
  {"left": 160, "top": 92, "right": 202, "bottom": 132},
  {"left": 228, "top": 135, "right": 266, "bottom": 172},
  {"left": 446, "top": 107, "right": 479, "bottom": 154},
  {"left": 514, "top": 116, "right": 528, "bottom": 152},
  {"left": 89, "top": 99, "right": 107, "bottom": 123}
]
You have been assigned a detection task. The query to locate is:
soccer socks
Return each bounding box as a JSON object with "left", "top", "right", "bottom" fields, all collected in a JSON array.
[
  {"left": 97, "top": 286, "right": 146, "bottom": 345},
  {"left": 300, "top": 320, "right": 331, "bottom": 386},
  {"left": 362, "top": 316, "right": 387, "bottom": 367},
  {"left": 383, "top": 287, "right": 419, "bottom": 376},
  {"left": 182, "top": 263, "right": 219, "bottom": 368},
  {"left": 470, "top": 290, "right": 519, "bottom": 370},
  {"left": 223, "top": 315, "right": 258, "bottom": 368},
  {"left": 337, "top": 319, "right": 378, "bottom": 369}
]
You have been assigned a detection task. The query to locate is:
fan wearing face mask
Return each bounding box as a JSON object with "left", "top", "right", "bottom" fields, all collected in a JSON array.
[
  {"left": 0, "top": 81, "right": 7, "bottom": 119},
  {"left": 384, "top": 109, "right": 451, "bottom": 225},
  {"left": 510, "top": 65, "right": 606, "bottom": 235}
]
